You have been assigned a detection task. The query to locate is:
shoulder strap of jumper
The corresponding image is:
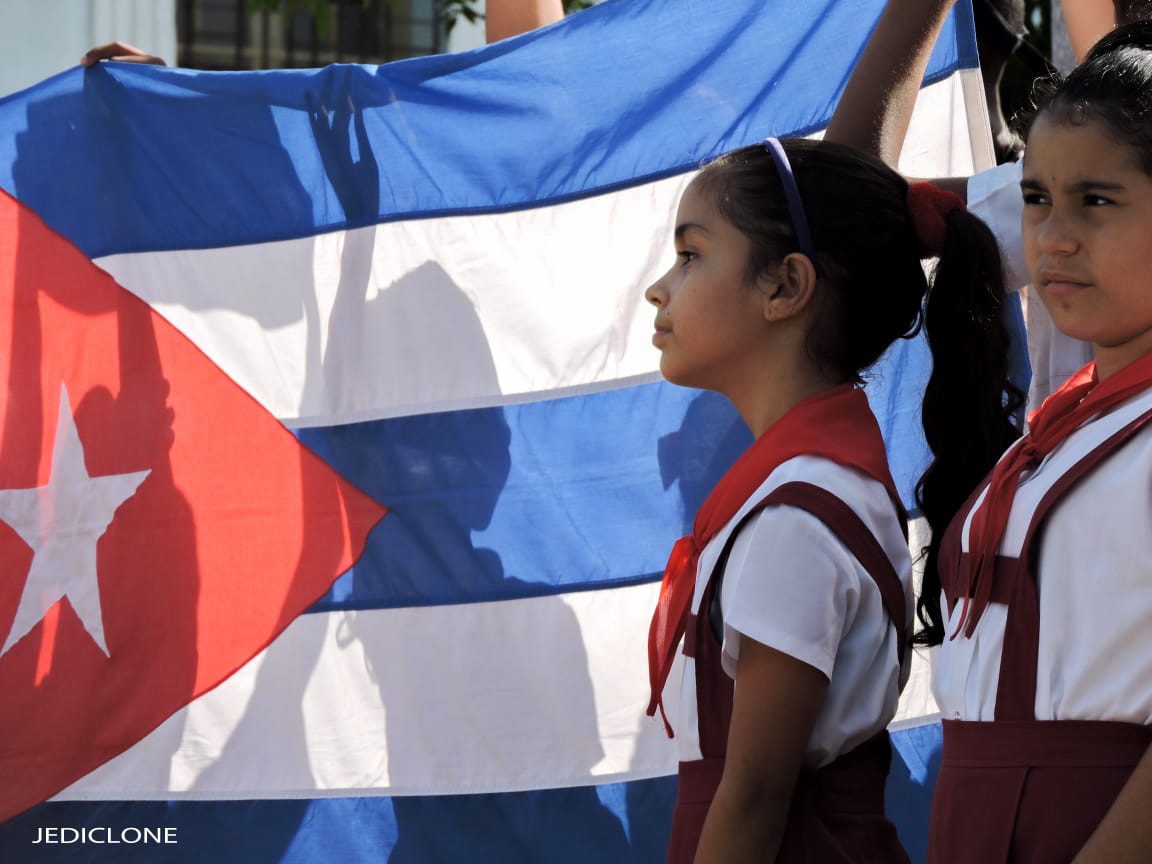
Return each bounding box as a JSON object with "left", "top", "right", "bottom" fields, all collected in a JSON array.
[{"left": 705, "top": 480, "right": 908, "bottom": 669}]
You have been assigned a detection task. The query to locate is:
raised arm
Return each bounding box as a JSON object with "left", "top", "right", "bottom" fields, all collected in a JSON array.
[
  {"left": 485, "top": 0, "right": 564, "bottom": 44},
  {"left": 825, "top": 0, "right": 958, "bottom": 166},
  {"left": 1061, "top": 0, "right": 1118, "bottom": 61}
]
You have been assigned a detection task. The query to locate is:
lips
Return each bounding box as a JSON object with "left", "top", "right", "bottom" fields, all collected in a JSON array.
[{"left": 1038, "top": 269, "right": 1091, "bottom": 298}]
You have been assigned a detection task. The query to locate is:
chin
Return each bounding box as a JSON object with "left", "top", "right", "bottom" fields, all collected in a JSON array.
[
  {"left": 659, "top": 363, "right": 695, "bottom": 389},
  {"left": 1040, "top": 309, "right": 1095, "bottom": 346}
]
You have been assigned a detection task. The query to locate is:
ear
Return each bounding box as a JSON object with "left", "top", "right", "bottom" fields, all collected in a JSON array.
[{"left": 761, "top": 253, "right": 817, "bottom": 322}]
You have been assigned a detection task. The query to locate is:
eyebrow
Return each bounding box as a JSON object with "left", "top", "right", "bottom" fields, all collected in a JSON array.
[
  {"left": 1020, "top": 177, "right": 1128, "bottom": 193},
  {"left": 674, "top": 222, "right": 710, "bottom": 242}
]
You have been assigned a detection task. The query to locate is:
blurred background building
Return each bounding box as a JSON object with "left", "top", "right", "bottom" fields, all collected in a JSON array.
[{"left": 0, "top": 0, "right": 486, "bottom": 98}]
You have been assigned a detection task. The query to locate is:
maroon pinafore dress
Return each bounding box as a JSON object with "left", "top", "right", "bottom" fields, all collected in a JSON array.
[
  {"left": 666, "top": 481, "right": 911, "bottom": 864},
  {"left": 928, "top": 408, "right": 1152, "bottom": 864}
]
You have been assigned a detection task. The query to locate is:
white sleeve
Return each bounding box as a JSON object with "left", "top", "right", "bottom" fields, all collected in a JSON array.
[
  {"left": 717, "top": 504, "right": 862, "bottom": 681},
  {"left": 968, "top": 160, "right": 1027, "bottom": 291}
]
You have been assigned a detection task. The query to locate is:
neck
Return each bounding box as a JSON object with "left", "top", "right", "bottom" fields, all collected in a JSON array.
[
  {"left": 729, "top": 360, "right": 846, "bottom": 438},
  {"left": 1092, "top": 338, "right": 1152, "bottom": 381}
]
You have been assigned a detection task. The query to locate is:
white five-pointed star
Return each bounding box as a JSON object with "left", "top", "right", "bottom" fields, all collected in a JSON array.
[{"left": 0, "top": 383, "right": 151, "bottom": 658}]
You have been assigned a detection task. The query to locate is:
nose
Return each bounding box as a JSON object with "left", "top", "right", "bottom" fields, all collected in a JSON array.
[
  {"left": 1036, "top": 206, "right": 1079, "bottom": 257},
  {"left": 645, "top": 268, "right": 669, "bottom": 308}
]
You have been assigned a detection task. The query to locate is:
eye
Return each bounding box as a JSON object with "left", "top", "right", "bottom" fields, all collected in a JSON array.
[
  {"left": 1083, "top": 193, "right": 1114, "bottom": 207},
  {"left": 1021, "top": 190, "right": 1050, "bottom": 207},
  {"left": 677, "top": 250, "right": 698, "bottom": 265}
]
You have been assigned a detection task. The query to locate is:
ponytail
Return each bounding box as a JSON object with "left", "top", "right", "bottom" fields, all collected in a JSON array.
[
  {"left": 694, "top": 150, "right": 1023, "bottom": 645},
  {"left": 913, "top": 202, "right": 1024, "bottom": 646}
]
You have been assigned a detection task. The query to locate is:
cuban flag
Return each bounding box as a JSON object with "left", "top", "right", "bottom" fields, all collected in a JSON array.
[{"left": 0, "top": 0, "right": 998, "bottom": 861}]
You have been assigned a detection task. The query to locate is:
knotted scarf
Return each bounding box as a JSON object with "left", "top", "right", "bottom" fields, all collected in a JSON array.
[
  {"left": 955, "top": 349, "right": 1152, "bottom": 638},
  {"left": 646, "top": 384, "right": 900, "bottom": 736}
]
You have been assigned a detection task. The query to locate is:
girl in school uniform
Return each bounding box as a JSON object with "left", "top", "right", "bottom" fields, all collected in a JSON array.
[
  {"left": 643, "top": 137, "right": 1021, "bottom": 863},
  {"left": 924, "top": 22, "right": 1152, "bottom": 864}
]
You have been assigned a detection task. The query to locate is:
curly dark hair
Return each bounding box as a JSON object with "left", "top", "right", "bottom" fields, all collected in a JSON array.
[{"left": 1024, "top": 21, "right": 1152, "bottom": 179}]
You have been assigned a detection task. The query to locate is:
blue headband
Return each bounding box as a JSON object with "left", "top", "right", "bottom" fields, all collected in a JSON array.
[{"left": 763, "top": 137, "right": 816, "bottom": 261}]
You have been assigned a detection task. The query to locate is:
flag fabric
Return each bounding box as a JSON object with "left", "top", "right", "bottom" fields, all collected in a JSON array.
[
  {"left": 0, "top": 0, "right": 999, "bottom": 861},
  {"left": 0, "top": 188, "right": 387, "bottom": 826}
]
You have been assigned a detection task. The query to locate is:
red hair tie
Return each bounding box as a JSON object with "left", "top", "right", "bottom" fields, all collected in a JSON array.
[{"left": 907, "top": 182, "right": 966, "bottom": 258}]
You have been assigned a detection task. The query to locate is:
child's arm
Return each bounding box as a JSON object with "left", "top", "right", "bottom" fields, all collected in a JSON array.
[
  {"left": 485, "top": 0, "right": 563, "bottom": 43},
  {"left": 1071, "top": 743, "right": 1152, "bottom": 863},
  {"left": 693, "top": 640, "right": 828, "bottom": 862},
  {"left": 1061, "top": 0, "right": 1116, "bottom": 62},
  {"left": 824, "top": 0, "right": 967, "bottom": 196}
]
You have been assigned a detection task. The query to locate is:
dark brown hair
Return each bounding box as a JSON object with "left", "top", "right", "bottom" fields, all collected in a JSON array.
[{"left": 696, "top": 139, "right": 1023, "bottom": 645}]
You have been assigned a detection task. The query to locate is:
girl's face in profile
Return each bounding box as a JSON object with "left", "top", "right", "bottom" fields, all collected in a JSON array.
[
  {"left": 1022, "top": 113, "right": 1152, "bottom": 376},
  {"left": 644, "top": 178, "right": 773, "bottom": 395}
]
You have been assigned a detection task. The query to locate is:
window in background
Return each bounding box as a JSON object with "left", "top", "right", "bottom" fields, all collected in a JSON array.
[{"left": 177, "top": 0, "right": 443, "bottom": 70}]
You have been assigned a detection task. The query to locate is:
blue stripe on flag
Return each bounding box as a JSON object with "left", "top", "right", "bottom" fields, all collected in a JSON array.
[
  {"left": 3, "top": 720, "right": 942, "bottom": 863},
  {"left": 303, "top": 383, "right": 750, "bottom": 610},
  {"left": 0, "top": 0, "right": 976, "bottom": 259},
  {"left": 5, "top": 780, "right": 676, "bottom": 864}
]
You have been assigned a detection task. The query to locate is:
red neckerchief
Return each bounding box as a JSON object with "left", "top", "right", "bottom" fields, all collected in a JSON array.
[
  {"left": 956, "top": 350, "right": 1152, "bottom": 638},
  {"left": 645, "top": 384, "right": 899, "bottom": 736}
]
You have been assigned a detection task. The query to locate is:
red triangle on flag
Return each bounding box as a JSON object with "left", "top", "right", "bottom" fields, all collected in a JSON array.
[{"left": 0, "top": 188, "right": 388, "bottom": 823}]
